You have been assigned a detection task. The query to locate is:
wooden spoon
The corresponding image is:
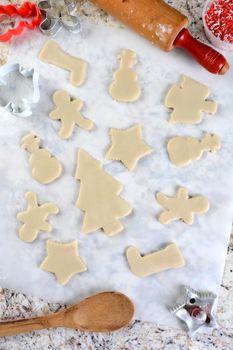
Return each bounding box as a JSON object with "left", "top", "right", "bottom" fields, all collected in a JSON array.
[{"left": 0, "top": 292, "right": 134, "bottom": 337}]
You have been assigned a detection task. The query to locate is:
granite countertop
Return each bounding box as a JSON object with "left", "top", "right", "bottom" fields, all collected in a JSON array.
[{"left": 0, "top": 1, "right": 233, "bottom": 349}]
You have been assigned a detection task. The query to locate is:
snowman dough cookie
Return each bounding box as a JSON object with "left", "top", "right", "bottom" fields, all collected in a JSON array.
[{"left": 21, "top": 133, "right": 62, "bottom": 184}]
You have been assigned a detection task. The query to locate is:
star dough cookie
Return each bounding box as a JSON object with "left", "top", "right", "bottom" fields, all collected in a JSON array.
[
  {"left": 156, "top": 187, "right": 209, "bottom": 225},
  {"left": 49, "top": 90, "right": 94, "bottom": 139},
  {"left": 75, "top": 149, "right": 132, "bottom": 236},
  {"left": 165, "top": 76, "right": 217, "bottom": 124},
  {"left": 105, "top": 125, "right": 153, "bottom": 171},
  {"left": 17, "top": 192, "right": 59, "bottom": 242},
  {"left": 40, "top": 240, "right": 87, "bottom": 285}
]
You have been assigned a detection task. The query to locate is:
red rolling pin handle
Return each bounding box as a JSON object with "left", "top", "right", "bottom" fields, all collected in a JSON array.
[{"left": 174, "top": 29, "right": 229, "bottom": 75}]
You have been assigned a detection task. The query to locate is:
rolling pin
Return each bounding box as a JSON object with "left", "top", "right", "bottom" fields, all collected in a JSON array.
[{"left": 90, "top": 0, "right": 229, "bottom": 74}]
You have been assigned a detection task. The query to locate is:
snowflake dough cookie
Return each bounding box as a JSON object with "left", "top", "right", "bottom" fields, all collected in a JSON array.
[
  {"left": 50, "top": 90, "right": 94, "bottom": 139},
  {"left": 165, "top": 76, "right": 217, "bottom": 124},
  {"left": 39, "top": 39, "right": 87, "bottom": 86},
  {"left": 17, "top": 192, "right": 59, "bottom": 242},
  {"left": 126, "top": 243, "right": 185, "bottom": 277},
  {"left": 109, "top": 49, "right": 141, "bottom": 102},
  {"left": 105, "top": 124, "right": 153, "bottom": 171},
  {"left": 21, "top": 133, "right": 62, "bottom": 184},
  {"left": 167, "top": 133, "right": 221, "bottom": 167},
  {"left": 40, "top": 240, "right": 87, "bottom": 285},
  {"left": 156, "top": 187, "right": 209, "bottom": 225},
  {"left": 75, "top": 149, "right": 132, "bottom": 236}
]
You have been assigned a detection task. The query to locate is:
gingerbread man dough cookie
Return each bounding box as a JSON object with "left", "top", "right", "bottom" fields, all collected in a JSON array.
[
  {"left": 17, "top": 192, "right": 59, "bottom": 242},
  {"left": 21, "top": 133, "right": 62, "bottom": 184},
  {"left": 50, "top": 90, "right": 94, "bottom": 139},
  {"left": 156, "top": 187, "right": 209, "bottom": 225},
  {"left": 167, "top": 133, "right": 221, "bottom": 167},
  {"left": 165, "top": 76, "right": 217, "bottom": 124}
]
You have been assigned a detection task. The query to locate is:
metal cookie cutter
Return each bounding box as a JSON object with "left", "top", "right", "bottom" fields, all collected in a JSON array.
[
  {"left": 170, "top": 286, "right": 218, "bottom": 336},
  {"left": 38, "top": 0, "right": 81, "bottom": 36},
  {"left": 0, "top": 63, "right": 40, "bottom": 118}
]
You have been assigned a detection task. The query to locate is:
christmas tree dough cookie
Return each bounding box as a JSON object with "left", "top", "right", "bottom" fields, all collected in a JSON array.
[
  {"left": 126, "top": 243, "right": 185, "bottom": 277},
  {"left": 17, "top": 192, "right": 59, "bottom": 243},
  {"left": 39, "top": 39, "right": 87, "bottom": 86},
  {"left": 105, "top": 124, "right": 153, "bottom": 171},
  {"left": 165, "top": 76, "right": 217, "bottom": 124},
  {"left": 167, "top": 133, "right": 221, "bottom": 167},
  {"left": 21, "top": 133, "right": 62, "bottom": 184},
  {"left": 109, "top": 49, "right": 141, "bottom": 102},
  {"left": 75, "top": 149, "right": 132, "bottom": 236},
  {"left": 50, "top": 90, "right": 94, "bottom": 140},
  {"left": 156, "top": 187, "right": 209, "bottom": 225},
  {"left": 40, "top": 240, "right": 87, "bottom": 285}
]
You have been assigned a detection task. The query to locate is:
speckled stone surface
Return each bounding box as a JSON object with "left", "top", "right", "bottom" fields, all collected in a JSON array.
[{"left": 0, "top": 0, "right": 233, "bottom": 349}]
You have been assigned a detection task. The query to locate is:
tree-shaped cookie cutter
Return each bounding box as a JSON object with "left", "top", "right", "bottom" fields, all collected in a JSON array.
[
  {"left": 0, "top": 63, "right": 40, "bottom": 117},
  {"left": 38, "top": 0, "right": 80, "bottom": 36}
]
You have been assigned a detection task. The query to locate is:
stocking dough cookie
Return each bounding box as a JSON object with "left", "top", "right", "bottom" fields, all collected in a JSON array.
[
  {"left": 50, "top": 90, "right": 94, "bottom": 139},
  {"left": 165, "top": 76, "right": 217, "bottom": 124},
  {"left": 167, "top": 133, "right": 221, "bottom": 167},
  {"left": 21, "top": 133, "right": 62, "bottom": 184},
  {"left": 39, "top": 39, "right": 87, "bottom": 86},
  {"left": 75, "top": 149, "right": 132, "bottom": 236},
  {"left": 17, "top": 192, "right": 59, "bottom": 242},
  {"left": 156, "top": 187, "right": 209, "bottom": 225},
  {"left": 109, "top": 49, "right": 141, "bottom": 102},
  {"left": 40, "top": 240, "right": 87, "bottom": 285},
  {"left": 126, "top": 243, "right": 185, "bottom": 277},
  {"left": 105, "top": 124, "right": 153, "bottom": 171}
]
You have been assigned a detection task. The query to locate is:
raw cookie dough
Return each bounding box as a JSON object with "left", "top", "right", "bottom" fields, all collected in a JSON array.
[
  {"left": 167, "top": 133, "right": 221, "bottom": 167},
  {"left": 39, "top": 39, "right": 87, "bottom": 86},
  {"left": 75, "top": 149, "right": 132, "bottom": 236},
  {"left": 21, "top": 133, "right": 62, "bottom": 185},
  {"left": 156, "top": 187, "right": 209, "bottom": 225},
  {"left": 17, "top": 192, "right": 59, "bottom": 243},
  {"left": 126, "top": 243, "right": 185, "bottom": 277},
  {"left": 50, "top": 90, "right": 94, "bottom": 139},
  {"left": 40, "top": 240, "right": 87, "bottom": 285},
  {"left": 165, "top": 75, "right": 217, "bottom": 124},
  {"left": 105, "top": 124, "right": 153, "bottom": 171},
  {"left": 109, "top": 49, "right": 141, "bottom": 102}
]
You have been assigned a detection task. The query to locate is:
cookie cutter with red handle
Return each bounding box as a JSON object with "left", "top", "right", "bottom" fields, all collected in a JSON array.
[{"left": 0, "top": 2, "right": 42, "bottom": 42}]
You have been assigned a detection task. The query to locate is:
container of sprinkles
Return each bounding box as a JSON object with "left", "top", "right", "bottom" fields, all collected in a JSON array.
[{"left": 203, "top": 0, "right": 233, "bottom": 51}]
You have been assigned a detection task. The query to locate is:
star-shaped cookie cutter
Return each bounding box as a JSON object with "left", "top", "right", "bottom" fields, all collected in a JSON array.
[
  {"left": 38, "top": 0, "right": 80, "bottom": 36},
  {"left": 170, "top": 286, "right": 218, "bottom": 336}
]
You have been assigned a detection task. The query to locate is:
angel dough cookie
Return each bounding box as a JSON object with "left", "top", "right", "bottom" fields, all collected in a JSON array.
[
  {"left": 75, "top": 149, "right": 132, "bottom": 236},
  {"left": 105, "top": 124, "right": 153, "bottom": 171},
  {"left": 167, "top": 133, "right": 221, "bottom": 167},
  {"left": 39, "top": 39, "right": 87, "bottom": 86},
  {"left": 109, "top": 49, "right": 141, "bottom": 102},
  {"left": 49, "top": 90, "right": 94, "bottom": 139},
  {"left": 17, "top": 192, "right": 59, "bottom": 242},
  {"left": 40, "top": 240, "right": 87, "bottom": 285},
  {"left": 156, "top": 187, "right": 209, "bottom": 225},
  {"left": 165, "top": 76, "right": 217, "bottom": 124},
  {"left": 126, "top": 243, "right": 185, "bottom": 277},
  {"left": 21, "top": 133, "right": 62, "bottom": 184}
]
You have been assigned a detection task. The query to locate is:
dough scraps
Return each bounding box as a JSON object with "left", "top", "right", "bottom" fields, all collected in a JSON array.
[
  {"left": 156, "top": 187, "right": 209, "bottom": 225},
  {"left": 167, "top": 133, "right": 221, "bottom": 167},
  {"left": 50, "top": 90, "right": 94, "bottom": 139},
  {"left": 21, "top": 133, "right": 62, "bottom": 185},
  {"left": 17, "top": 192, "right": 59, "bottom": 243},
  {"left": 105, "top": 124, "right": 153, "bottom": 171},
  {"left": 39, "top": 39, "right": 87, "bottom": 86},
  {"left": 165, "top": 75, "right": 217, "bottom": 124},
  {"left": 40, "top": 240, "right": 87, "bottom": 285},
  {"left": 109, "top": 49, "right": 141, "bottom": 102},
  {"left": 126, "top": 243, "right": 185, "bottom": 277},
  {"left": 75, "top": 149, "right": 132, "bottom": 236}
]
